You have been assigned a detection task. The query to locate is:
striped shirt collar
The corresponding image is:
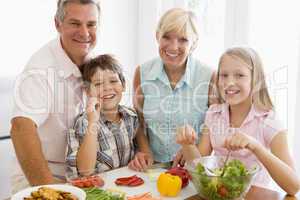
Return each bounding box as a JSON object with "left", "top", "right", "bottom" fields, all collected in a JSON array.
[{"left": 100, "top": 105, "right": 137, "bottom": 124}]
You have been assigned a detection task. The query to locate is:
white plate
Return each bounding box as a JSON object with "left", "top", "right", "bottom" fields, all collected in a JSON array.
[{"left": 11, "top": 184, "right": 86, "bottom": 200}]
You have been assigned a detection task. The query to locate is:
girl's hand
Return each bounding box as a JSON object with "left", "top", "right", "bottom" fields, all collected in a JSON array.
[
  {"left": 224, "top": 132, "right": 260, "bottom": 152},
  {"left": 86, "top": 84, "right": 101, "bottom": 123},
  {"left": 176, "top": 125, "right": 197, "bottom": 145}
]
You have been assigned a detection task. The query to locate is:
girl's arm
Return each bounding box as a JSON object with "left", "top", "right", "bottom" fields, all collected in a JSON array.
[
  {"left": 128, "top": 66, "right": 153, "bottom": 171},
  {"left": 253, "top": 131, "right": 300, "bottom": 195},
  {"left": 177, "top": 125, "right": 213, "bottom": 162},
  {"left": 225, "top": 130, "right": 300, "bottom": 195},
  {"left": 198, "top": 126, "right": 213, "bottom": 156}
]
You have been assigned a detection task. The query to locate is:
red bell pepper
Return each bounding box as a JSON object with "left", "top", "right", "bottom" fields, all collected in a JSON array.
[{"left": 166, "top": 166, "right": 191, "bottom": 188}]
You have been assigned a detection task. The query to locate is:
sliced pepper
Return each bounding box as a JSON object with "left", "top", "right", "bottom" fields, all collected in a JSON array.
[
  {"left": 157, "top": 172, "right": 182, "bottom": 197},
  {"left": 115, "top": 175, "right": 144, "bottom": 186}
]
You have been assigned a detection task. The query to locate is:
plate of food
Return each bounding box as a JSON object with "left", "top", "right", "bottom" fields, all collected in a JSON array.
[{"left": 11, "top": 184, "right": 86, "bottom": 200}]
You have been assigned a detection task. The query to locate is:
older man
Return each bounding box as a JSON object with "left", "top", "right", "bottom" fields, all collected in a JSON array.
[{"left": 10, "top": 0, "right": 100, "bottom": 193}]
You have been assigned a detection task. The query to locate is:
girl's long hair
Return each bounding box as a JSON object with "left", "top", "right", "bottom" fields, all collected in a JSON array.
[{"left": 217, "top": 47, "right": 274, "bottom": 111}]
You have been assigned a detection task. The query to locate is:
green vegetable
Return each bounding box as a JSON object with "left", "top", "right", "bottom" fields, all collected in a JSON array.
[
  {"left": 84, "top": 187, "right": 125, "bottom": 200},
  {"left": 193, "top": 159, "right": 253, "bottom": 200}
]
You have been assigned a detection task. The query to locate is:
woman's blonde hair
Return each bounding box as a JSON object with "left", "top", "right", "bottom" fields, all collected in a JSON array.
[
  {"left": 217, "top": 47, "right": 274, "bottom": 111},
  {"left": 156, "top": 8, "right": 199, "bottom": 52}
]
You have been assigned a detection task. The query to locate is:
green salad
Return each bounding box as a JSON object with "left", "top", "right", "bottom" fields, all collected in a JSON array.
[
  {"left": 193, "top": 160, "right": 254, "bottom": 200},
  {"left": 84, "top": 187, "right": 125, "bottom": 200}
]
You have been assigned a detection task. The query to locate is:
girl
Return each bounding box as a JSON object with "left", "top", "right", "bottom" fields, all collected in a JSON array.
[{"left": 176, "top": 47, "right": 300, "bottom": 195}]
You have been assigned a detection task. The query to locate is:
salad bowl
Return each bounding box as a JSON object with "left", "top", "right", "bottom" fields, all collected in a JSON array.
[{"left": 187, "top": 156, "right": 260, "bottom": 200}]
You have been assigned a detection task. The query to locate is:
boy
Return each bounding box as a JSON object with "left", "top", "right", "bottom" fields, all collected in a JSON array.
[{"left": 66, "top": 54, "right": 138, "bottom": 175}]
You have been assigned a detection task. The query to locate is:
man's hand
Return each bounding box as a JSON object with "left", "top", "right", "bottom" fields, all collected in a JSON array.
[{"left": 128, "top": 152, "right": 153, "bottom": 171}]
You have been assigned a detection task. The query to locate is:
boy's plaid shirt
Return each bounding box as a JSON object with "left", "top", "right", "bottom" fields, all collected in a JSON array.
[{"left": 66, "top": 105, "right": 139, "bottom": 174}]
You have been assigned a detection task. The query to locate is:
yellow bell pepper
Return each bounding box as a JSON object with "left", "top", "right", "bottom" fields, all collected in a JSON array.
[{"left": 157, "top": 172, "right": 182, "bottom": 197}]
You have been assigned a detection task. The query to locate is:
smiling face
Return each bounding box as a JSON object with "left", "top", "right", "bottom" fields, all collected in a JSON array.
[
  {"left": 157, "top": 31, "right": 193, "bottom": 69},
  {"left": 55, "top": 2, "right": 99, "bottom": 65},
  {"left": 218, "top": 55, "right": 253, "bottom": 107},
  {"left": 90, "top": 69, "right": 124, "bottom": 112}
]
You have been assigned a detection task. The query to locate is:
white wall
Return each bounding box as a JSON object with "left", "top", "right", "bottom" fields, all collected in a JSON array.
[
  {"left": 0, "top": 1, "right": 139, "bottom": 198},
  {"left": 0, "top": 1, "right": 57, "bottom": 77},
  {"left": 97, "top": 0, "right": 138, "bottom": 105},
  {"left": 99, "top": 0, "right": 138, "bottom": 74},
  {"left": 0, "top": 0, "right": 138, "bottom": 137}
]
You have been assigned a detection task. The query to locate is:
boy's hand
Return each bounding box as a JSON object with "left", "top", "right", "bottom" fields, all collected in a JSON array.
[
  {"left": 176, "top": 125, "right": 197, "bottom": 145},
  {"left": 128, "top": 152, "right": 153, "bottom": 171},
  {"left": 224, "top": 132, "right": 260, "bottom": 152},
  {"left": 86, "top": 84, "right": 101, "bottom": 123}
]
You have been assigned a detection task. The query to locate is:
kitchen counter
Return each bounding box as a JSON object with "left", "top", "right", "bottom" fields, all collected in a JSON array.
[{"left": 102, "top": 166, "right": 300, "bottom": 200}]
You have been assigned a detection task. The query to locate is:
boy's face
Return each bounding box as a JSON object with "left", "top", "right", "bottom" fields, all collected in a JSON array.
[{"left": 89, "top": 69, "right": 124, "bottom": 112}]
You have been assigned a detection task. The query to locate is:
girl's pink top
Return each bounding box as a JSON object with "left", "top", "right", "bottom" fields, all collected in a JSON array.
[{"left": 205, "top": 103, "right": 286, "bottom": 189}]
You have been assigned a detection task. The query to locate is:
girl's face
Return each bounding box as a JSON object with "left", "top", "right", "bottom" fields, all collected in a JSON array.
[
  {"left": 218, "top": 55, "right": 252, "bottom": 107},
  {"left": 157, "top": 31, "right": 193, "bottom": 69},
  {"left": 90, "top": 69, "right": 124, "bottom": 112}
]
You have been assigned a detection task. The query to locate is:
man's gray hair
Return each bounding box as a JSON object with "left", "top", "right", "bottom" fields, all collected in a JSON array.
[{"left": 55, "top": 0, "right": 101, "bottom": 22}]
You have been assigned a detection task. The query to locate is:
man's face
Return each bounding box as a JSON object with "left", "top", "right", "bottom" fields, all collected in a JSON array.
[{"left": 55, "top": 3, "right": 99, "bottom": 65}]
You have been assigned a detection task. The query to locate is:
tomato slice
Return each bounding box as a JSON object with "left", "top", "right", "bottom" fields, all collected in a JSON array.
[
  {"left": 70, "top": 175, "right": 105, "bottom": 188},
  {"left": 218, "top": 185, "right": 229, "bottom": 197}
]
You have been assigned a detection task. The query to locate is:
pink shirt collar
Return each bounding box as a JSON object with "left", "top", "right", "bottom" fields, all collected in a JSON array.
[{"left": 211, "top": 103, "right": 270, "bottom": 127}]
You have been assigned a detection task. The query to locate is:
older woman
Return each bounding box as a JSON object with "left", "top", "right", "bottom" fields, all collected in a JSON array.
[{"left": 129, "top": 8, "right": 216, "bottom": 171}]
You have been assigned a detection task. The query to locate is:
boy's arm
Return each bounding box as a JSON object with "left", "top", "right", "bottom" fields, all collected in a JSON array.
[
  {"left": 10, "top": 117, "right": 55, "bottom": 185},
  {"left": 76, "top": 87, "right": 101, "bottom": 175},
  {"left": 76, "top": 123, "right": 99, "bottom": 175},
  {"left": 66, "top": 115, "right": 97, "bottom": 175}
]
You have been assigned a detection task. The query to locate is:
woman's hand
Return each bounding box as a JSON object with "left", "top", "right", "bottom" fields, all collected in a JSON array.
[
  {"left": 172, "top": 149, "right": 185, "bottom": 167},
  {"left": 128, "top": 152, "right": 154, "bottom": 171},
  {"left": 176, "top": 125, "right": 197, "bottom": 145},
  {"left": 224, "top": 132, "right": 260, "bottom": 152}
]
